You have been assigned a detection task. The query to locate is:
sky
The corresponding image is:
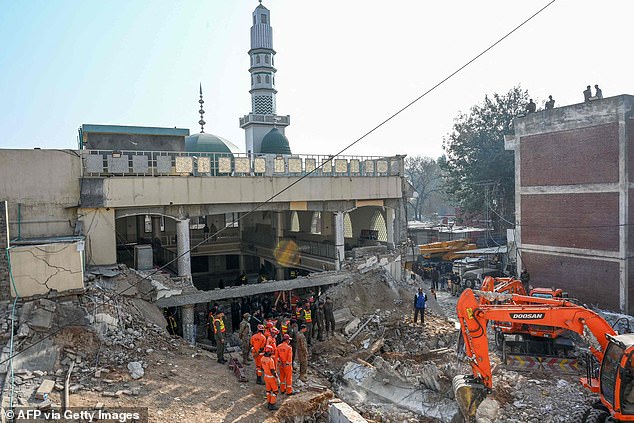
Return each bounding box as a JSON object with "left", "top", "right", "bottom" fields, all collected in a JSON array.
[{"left": 1, "top": 0, "right": 633, "bottom": 159}]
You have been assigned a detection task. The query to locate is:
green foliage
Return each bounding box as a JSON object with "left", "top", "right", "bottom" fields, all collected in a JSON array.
[
  {"left": 441, "top": 86, "right": 529, "bottom": 222},
  {"left": 405, "top": 156, "right": 443, "bottom": 221}
]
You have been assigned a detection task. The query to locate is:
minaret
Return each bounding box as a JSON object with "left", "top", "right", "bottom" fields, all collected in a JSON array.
[{"left": 239, "top": 0, "right": 290, "bottom": 155}]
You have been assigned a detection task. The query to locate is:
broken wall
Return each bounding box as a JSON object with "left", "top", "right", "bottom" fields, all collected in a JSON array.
[{"left": 9, "top": 242, "right": 84, "bottom": 297}]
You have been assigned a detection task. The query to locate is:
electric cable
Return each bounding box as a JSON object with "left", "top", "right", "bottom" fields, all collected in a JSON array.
[{"left": 0, "top": 0, "right": 557, "bottom": 368}]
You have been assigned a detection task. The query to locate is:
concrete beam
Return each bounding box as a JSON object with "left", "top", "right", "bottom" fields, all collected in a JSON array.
[{"left": 155, "top": 271, "right": 351, "bottom": 308}]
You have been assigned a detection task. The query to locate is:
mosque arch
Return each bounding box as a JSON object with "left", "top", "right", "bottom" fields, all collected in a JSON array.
[
  {"left": 310, "top": 212, "right": 322, "bottom": 234},
  {"left": 290, "top": 211, "right": 300, "bottom": 232},
  {"left": 343, "top": 212, "right": 353, "bottom": 238},
  {"left": 369, "top": 210, "right": 388, "bottom": 242}
]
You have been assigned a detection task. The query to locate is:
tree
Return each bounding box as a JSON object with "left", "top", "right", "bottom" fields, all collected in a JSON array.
[
  {"left": 441, "top": 86, "right": 529, "bottom": 225},
  {"left": 405, "top": 156, "right": 443, "bottom": 221}
]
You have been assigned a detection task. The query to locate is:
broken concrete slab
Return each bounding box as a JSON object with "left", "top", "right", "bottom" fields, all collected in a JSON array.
[
  {"left": 333, "top": 307, "right": 354, "bottom": 327},
  {"left": 12, "top": 338, "right": 59, "bottom": 372},
  {"left": 343, "top": 318, "right": 361, "bottom": 336},
  {"left": 329, "top": 400, "right": 368, "bottom": 423},
  {"left": 130, "top": 298, "right": 167, "bottom": 332},
  {"left": 28, "top": 308, "right": 54, "bottom": 330},
  {"left": 35, "top": 379, "right": 55, "bottom": 400},
  {"left": 340, "top": 360, "right": 459, "bottom": 422}
]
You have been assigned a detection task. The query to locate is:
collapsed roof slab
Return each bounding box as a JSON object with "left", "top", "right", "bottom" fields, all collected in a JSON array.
[{"left": 155, "top": 270, "right": 352, "bottom": 308}]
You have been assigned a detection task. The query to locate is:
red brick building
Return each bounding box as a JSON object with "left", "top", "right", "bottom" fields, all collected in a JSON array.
[{"left": 505, "top": 95, "right": 634, "bottom": 313}]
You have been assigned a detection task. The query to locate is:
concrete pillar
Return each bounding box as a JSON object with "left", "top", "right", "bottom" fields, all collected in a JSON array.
[
  {"left": 181, "top": 304, "right": 196, "bottom": 345},
  {"left": 321, "top": 211, "right": 332, "bottom": 237},
  {"left": 275, "top": 266, "right": 285, "bottom": 281},
  {"left": 176, "top": 218, "right": 191, "bottom": 278},
  {"left": 239, "top": 255, "right": 246, "bottom": 273},
  {"left": 334, "top": 211, "right": 345, "bottom": 270},
  {"left": 151, "top": 216, "right": 161, "bottom": 239},
  {"left": 385, "top": 208, "right": 395, "bottom": 249},
  {"left": 275, "top": 212, "right": 285, "bottom": 238}
]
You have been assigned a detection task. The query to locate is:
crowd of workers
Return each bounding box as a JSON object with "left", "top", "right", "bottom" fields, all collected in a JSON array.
[{"left": 206, "top": 293, "right": 337, "bottom": 411}]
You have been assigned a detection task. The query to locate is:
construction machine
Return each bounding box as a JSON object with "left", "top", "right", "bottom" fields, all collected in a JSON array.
[
  {"left": 479, "top": 276, "right": 574, "bottom": 357},
  {"left": 453, "top": 288, "right": 634, "bottom": 423}
]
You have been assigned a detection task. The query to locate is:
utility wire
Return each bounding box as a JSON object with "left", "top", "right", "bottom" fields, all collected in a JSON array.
[{"left": 0, "top": 0, "right": 557, "bottom": 368}]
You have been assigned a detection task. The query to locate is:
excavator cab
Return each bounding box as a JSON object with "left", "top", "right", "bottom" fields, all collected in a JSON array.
[{"left": 598, "top": 334, "right": 634, "bottom": 420}]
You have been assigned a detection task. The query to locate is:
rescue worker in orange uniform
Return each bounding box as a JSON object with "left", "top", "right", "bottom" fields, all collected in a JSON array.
[
  {"left": 277, "top": 334, "right": 295, "bottom": 395},
  {"left": 251, "top": 324, "right": 267, "bottom": 385},
  {"left": 261, "top": 345, "right": 279, "bottom": 411},
  {"left": 268, "top": 327, "right": 280, "bottom": 367}
]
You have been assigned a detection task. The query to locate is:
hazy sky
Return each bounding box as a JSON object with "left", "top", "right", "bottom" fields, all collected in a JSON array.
[{"left": 1, "top": 0, "right": 632, "bottom": 158}]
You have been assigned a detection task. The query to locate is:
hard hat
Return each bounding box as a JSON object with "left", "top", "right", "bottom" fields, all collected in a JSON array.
[
  {"left": 283, "top": 334, "right": 291, "bottom": 341},
  {"left": 271, "top": 327, "right": 280, "bottom": 335},
  {"left": 264, "top": 345, "right": 274, "bottom": 353},
  {"left": 257, "top": 324, "right": 265, "bottom": 331}
]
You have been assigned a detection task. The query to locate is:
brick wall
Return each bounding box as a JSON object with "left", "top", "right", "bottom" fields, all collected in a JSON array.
[
  {"left": 521, "top": 192, "right": 619, "bottom": 251},
  {"left": 0, "top": 201, "right": 9, "bottom": 300},
  {"left": 520, "top": 123, "right": 619, "bottom": 186},
  {"left": 522, "top": 251, "right": 620, "bottom": 310}
]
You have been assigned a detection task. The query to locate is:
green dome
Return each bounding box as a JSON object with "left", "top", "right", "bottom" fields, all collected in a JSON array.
[
  {"left": 185, "top": 133, "right": 241, "bottom": 154},
  {"left": 261, "top": 128, "right": 291, "bottom": 154}
]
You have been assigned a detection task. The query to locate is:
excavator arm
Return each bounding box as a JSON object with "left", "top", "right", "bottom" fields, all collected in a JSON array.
[{"left": 454, "top": 288, "right": 617, "bottom": 421}]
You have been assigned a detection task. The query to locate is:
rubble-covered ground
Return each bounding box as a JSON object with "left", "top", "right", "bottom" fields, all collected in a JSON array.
[{"left": 2, "top": 255, "right": 632, "bottom": 423}]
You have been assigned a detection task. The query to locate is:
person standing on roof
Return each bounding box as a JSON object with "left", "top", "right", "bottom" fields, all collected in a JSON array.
[
  {"left": 251, "top": 324, "right": 267, "bottom": 385},
  {"left": 414, "top": 288, "right": 427, "bottom": 326},
  {"left": 261, "top": 345, "right": 279, "bottom": 411}
]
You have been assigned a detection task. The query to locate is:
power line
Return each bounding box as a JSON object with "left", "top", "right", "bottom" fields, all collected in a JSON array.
[{"left": 0, "top": 0, "right": 557, "bottom": 368}]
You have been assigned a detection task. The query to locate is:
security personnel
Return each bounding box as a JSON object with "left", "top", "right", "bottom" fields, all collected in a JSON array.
[
  {"left": 239, "top": 313, "right": 252, "bottom": 365},
  {"left": 213, "top": 311, "right": 227, "bottom": 364},
  {"left": 251, "top": 324, "right": 267, "bottom": 385},
  {"left": 296, "top": 324, "right": 309, "bottom": 382},
  {"left": 277, "top": 334, "right": 295, "bottom": 395},
  {"left": 261, "top": 345, "right": 279, "bottom": 411},
  {"left": 302, "top": 302, "right": 313, "bottom": 345},
  {"left": 280, "top": 315, "right": 291, "bottom": 335}
]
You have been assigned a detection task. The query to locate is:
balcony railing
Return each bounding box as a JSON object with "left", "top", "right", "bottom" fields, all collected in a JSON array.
[{"left": 81, "top": 150, "right": 404, "bottom": 178}]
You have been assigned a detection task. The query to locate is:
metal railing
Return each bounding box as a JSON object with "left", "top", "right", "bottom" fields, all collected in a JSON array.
[{"left": 81, "top": 149, "right": 404, "bottom": 178}]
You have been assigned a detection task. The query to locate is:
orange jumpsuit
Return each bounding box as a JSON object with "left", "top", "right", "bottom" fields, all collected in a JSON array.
[
  {"left": 266, "top": 336, "right": 278, "bottom": 367},
  {"left": 277, "top": 341, "right": 293, "bottom": 394},
  {"left": 262, "top": 355, "right": 278, "bottom": 405},
  {"left": 251, "top": 332, "right": 266, "bottom": 378}
]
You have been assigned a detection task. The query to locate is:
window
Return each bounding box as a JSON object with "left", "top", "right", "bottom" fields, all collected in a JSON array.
[
  {"left": 256, "top": 55, "right": 261, "bottom": 64},
  {"left": 265, "top": 55, "right": 270, "bottom": 64},
  {"left": 261, "top": 14, "right": 267, "bottom": 24},
  {"left": 265, "top": 75, "right": 270, "bottom": 83},
  {"left": 257, "top": 75, "right": 261, "bottom": 83},
  {"left": 370, "top": 210, "right": 387, "bottom": 242}
]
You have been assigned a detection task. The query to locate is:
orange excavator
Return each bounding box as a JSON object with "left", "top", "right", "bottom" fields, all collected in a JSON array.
[
  {"left": 453, "top": 288, "right": 634, "bottom": 423},
  {"left": 479, "top": 276, "right": 574, "bottom": 356}
]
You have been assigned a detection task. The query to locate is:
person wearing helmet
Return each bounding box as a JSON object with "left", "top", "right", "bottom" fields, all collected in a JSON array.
[
  {"left": 268, "top": 327, "right": 280, "bottom": 367},
  {"left": 250, "top": 324, "right": 267, "bottom": 385},
  {"left": 261, "top": 344, "right": 279, "bottom": 410},
  {"left": 277, "top": 334, "right": 295, "bottom": 395}
]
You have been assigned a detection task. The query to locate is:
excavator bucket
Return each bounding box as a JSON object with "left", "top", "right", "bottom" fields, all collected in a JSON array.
[{"left": 452, "top": 375, "right": 488, "bottom": 423}]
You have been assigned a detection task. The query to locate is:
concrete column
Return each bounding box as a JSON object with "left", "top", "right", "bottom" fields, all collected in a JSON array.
[
  {"left": 151, "top": 216, "right": 161, "bottom": 239},
  {"left": 321, "top": 211, "right": 332, "bottom": 237},
  {"left": 334, "top": 211, "right": 345, "bottom": 270},
  {"left": 385, "top": 208, "right": 395, "bottom": 249},
  {"left": 176, "top": 219, "right": 191, "bottom": 278},
  {"left": 239, "top": 255, "right": 246, "bottom": 273},
  {"left": 275, "top": 212, "right": 285, "bottom": 238},
  {"left": 181, "top": 304, "right": 196, "bottom": 345},
  {"left": 275, "top": 266, "right": 285, "bottom": 281}
]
